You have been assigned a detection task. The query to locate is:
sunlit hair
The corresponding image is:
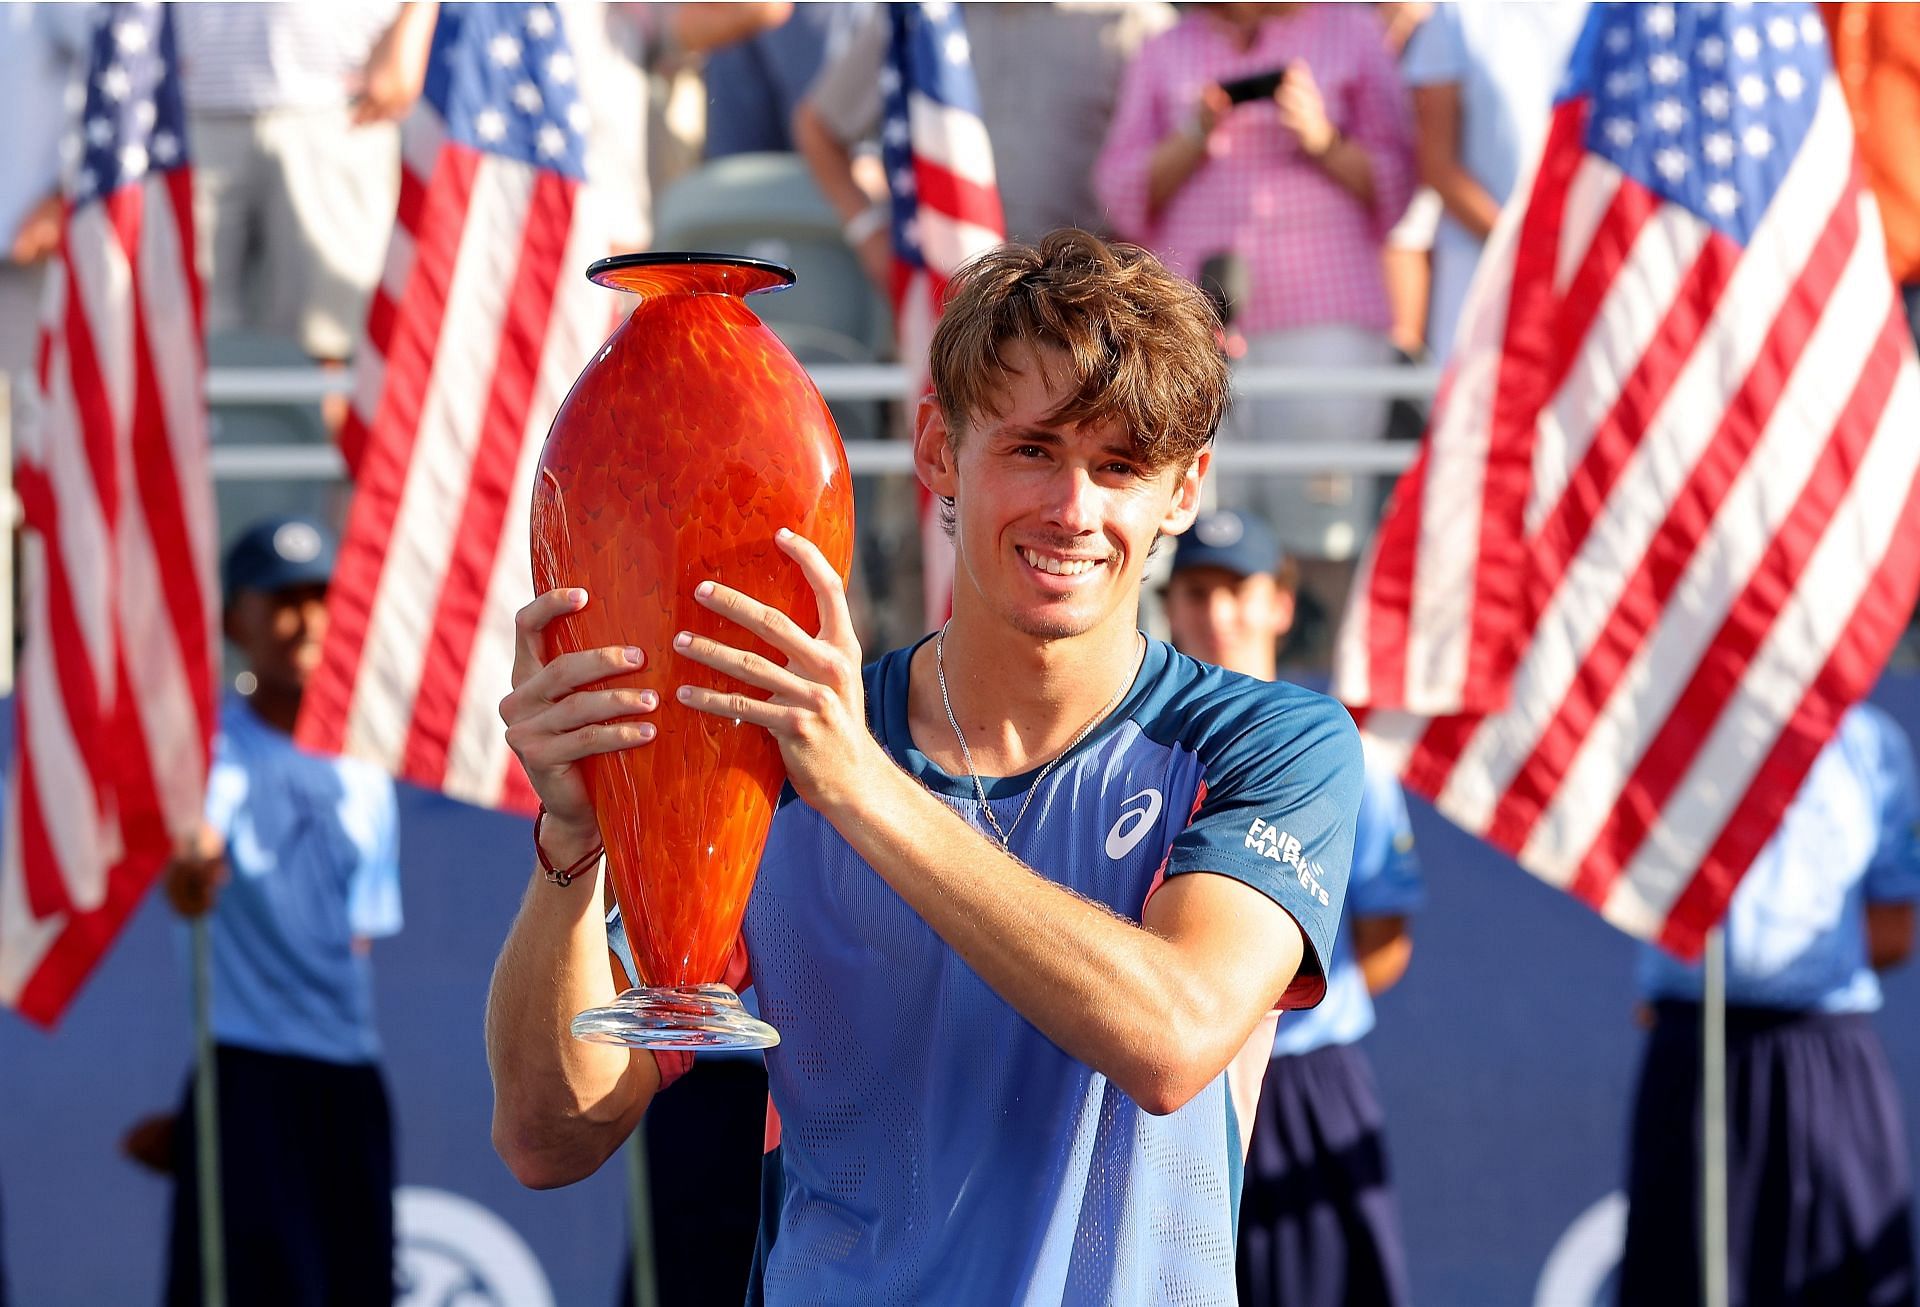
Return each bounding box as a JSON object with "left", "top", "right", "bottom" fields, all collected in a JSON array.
[{"left": 929, "top": 228, "right": 1231, "bottom": 472}]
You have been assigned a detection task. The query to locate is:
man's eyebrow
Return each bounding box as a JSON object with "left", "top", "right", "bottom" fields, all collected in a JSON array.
[{"left": 987, "top": 425, "right": 1140, "bottom": 460}]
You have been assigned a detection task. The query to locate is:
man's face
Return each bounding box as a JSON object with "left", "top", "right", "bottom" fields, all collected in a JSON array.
[
  {"left": 1164, "top": 565, "right": 1291, "bottom": 676},
  {"left": 917, "top": 342, "right": 1205, "bottom": 642},
  {"left": 224, "top": 581, "right": 329, "bottom": 695}
]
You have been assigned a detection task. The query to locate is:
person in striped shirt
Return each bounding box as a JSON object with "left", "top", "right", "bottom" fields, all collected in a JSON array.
[{"left": 488, "top": 229, "right": 1364, "bottom": 1304}]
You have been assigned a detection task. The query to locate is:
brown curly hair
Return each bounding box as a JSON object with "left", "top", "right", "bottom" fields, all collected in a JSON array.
[{"left": 928, "top": 229, "right": 1231, "bottom": 473}]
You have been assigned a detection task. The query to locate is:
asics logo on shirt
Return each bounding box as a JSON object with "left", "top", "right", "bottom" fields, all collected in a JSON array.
[{"left": 1106, "top": 788, "right": 1164, "bottom": 859}]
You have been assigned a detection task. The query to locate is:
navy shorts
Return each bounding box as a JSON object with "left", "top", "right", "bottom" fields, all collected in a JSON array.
[
  {"left": 1620, "top": 1002, "right": 1916, "bottom": 1307},
  {"left": 1237, "top": 1041, "right": 1410, "bottom": 1307},
  {"left": 166, "top": 1044, "right": 394, "bottom": 1307}
]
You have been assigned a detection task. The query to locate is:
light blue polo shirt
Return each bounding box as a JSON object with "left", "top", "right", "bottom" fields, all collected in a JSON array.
[
  {"left": 1637, "top": 704, "right": 1920, "bottom": 1014},
  {"left": 1271, "top": 756, "right": 1424, "bottom": 1057},
  {"left": 192, "top": 694, "right": 402, "bottom": 1065}
]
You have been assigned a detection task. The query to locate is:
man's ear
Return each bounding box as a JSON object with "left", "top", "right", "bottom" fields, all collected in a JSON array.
[
  {"left": 912, "top": 394, "right": 959, "bottom": 499},
  {"left": 1160, "top": 448, "right": 1210, "bottom": 535},
  {"left": 1269, "top": 582, "right": 1297, "bottom": 645}
]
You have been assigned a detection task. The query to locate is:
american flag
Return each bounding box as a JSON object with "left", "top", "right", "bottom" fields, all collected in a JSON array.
[
  {"left": 1335, "top": 2, "right": 1920, "bottom": 960},
  {"left": 296, "top": 3, "right": 608, "bottom": 813},
  {"left": 880, "top": 2, "right": 1005, "bottom": 629},
  {"left": 1, "top": 4, "right": 217, "bottom": 1024}
]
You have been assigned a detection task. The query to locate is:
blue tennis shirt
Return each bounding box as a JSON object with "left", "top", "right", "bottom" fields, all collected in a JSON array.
[
  {"left": 1638, "top": 703, "right": 1920, "bottom": 1014},
  {"left": 193, "top": 694, "right": 402, "bottom": 1065},
  {"left": 1271, "top": 756, "right": 1423, "bottom": 1058},
  {"left": 613, "top": 637, "right": 1362, "bottom": 1304}
]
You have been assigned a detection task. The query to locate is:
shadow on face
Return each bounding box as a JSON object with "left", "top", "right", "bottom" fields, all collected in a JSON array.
[{"left": 223, "top": 581, "right": 330, "bottom": 699}]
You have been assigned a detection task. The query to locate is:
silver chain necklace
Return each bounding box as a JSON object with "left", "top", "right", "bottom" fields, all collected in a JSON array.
[{"left": 935, "top": 623, "right": 1145, "bottom": 848}]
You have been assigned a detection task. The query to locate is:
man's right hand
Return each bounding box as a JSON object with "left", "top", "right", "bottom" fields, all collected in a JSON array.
[
  {"left": 499, "top": 588, "right": 661, "bottom": 860},
  {"left": 164, "top": 823, "right": 228, "bottom": 917}
]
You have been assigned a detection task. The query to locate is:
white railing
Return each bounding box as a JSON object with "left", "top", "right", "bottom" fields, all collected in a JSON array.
[{"left": 206, "top": 364, "right": 1438, "bottom": 480}]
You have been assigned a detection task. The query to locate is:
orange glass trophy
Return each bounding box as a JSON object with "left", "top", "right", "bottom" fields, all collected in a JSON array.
[{"left": 530, "top": 254, "right": 855, "bottom": 1049}]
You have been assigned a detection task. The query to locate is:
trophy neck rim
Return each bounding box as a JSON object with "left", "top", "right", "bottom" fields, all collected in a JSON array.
[{"left": 587, "top": 252, "right": 795, "bottom": 300}]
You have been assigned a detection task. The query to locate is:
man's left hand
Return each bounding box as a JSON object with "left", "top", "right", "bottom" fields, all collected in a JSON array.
[
  {"left": 9, "top": 192, "right": 62, "bottom": 265},
  {"left": 670, "top": 529, "right": 880, "bottom": 814}
]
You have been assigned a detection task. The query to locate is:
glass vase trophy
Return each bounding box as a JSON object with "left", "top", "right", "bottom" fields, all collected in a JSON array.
[{"left": 531, "top": 253, "right": 855, "bottom": 1049}]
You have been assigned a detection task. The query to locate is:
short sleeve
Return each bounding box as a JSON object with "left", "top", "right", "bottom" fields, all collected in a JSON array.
[
  {"left": 804, "top": 7, "right": 887, "bottom": 145},
  {"left": 1862, "top": 709, "right": 1920, "bottom": 903},
  {"left": 1348, "top": 760, "right": 1425, "bottom": 918},
  {"left": 1162, "top": 692, "right": 1364, "bottom": 1009},
  {"left": 345, "top": 771, "right": 403, "bottom": 940},
  {"left": 1400, "top": 5, "right": 1468, "bottom": 90}
]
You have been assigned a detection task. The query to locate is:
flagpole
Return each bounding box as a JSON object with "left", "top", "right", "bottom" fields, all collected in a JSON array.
[
  {"left": 190, "top": 917, "right": 227, "bottom": 1307},
  {"left": 1702, "top": 926, "right": 1729, "bottom": 1307},
  {"left": 626, "top": 1126, "right": 658, "bottom": 1307}
]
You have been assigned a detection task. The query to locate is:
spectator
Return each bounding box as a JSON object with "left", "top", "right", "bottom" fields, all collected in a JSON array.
[
  {"left": 0, "top": 4, "right": 90, "bottom": 384},
  {"left": 1618, "top": 704, "right": 1920, "bottom": 1307},
  {"left": 794, "top": 1, "right": 1176, "bottom": 291},
  {"left": 1375, "top": 3, "right": 1439, "bottom": 361},
  {"left": 172, "top": 3, "right": 417, "bottom": 375},
  {"left": 675, "top": 2, "right": 871, "bottom": 160},
  {"left": 1823, "top": 3, "right": 1920, "bottom": 352},
  {"left": 569, "top": 1, "right": 659, "bottom": 255},
  {"left": 1095, "top": 2, "right": 1416, "bottom": 622},
  {"left": 126, "top": 516, "right": 405, "bottom": 1307},
  {"left": 1401, "top": 1, "right": 1586, "bottom": 362},
  {"left": 1164, "top": 509, "right": 1424, "bottom": 1307}
]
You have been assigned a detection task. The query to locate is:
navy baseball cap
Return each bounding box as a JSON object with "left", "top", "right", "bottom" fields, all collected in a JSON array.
[
  {"left": 222, "top": 515, "right": 338, "bottom": 597},
  {"left": 1170, "top": 509, "right": 1281, "bottom": 579}
]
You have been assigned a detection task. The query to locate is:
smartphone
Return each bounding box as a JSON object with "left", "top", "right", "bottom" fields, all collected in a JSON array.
[{"left": 1219, "top": 68, "right": 1287, "bottom": 105}]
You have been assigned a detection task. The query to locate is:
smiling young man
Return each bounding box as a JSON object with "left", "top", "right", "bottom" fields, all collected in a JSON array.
[{"left": 488, "top": 229, "right": 1364, "bottom": 1305}]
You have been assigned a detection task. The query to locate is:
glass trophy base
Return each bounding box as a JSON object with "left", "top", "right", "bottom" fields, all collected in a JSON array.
[{"left": 571, "top": 983, "right": 779, "bottom": 1050}]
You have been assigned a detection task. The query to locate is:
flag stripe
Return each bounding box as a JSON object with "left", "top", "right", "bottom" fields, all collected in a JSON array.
[
  {"left": 1517, "top": 217, "right": 1894, "bottom": 892},
  {"left": 300, "top": 12, "right": 608, "bottom": 815},
  {"left": 1468, "top": 186, "right": 1857, "bottom": 848},
  {"left": 1407, "top": 205, "right": 1726, "bottom": 801},
  {"left": 441, "top": 190, "right": 606, "bottom": 811},
  {"left": 3, "top": 7, "right": 216, "bottom": 1025},
  {"left": 1657, "top": 429, "right": 1920, "bottom": 956},
  {"left": 344, "top": 154, "right": 532, "bottom": 773},
  {"left": 1397, "top": 107, "right": 1592, "bottom": 713},
  {"left": 906, "top": 91, "right": 997, "bottom": 189},
  {"left": 910, "top": 157, "right": 1005, "bottom": 245},
  {"left": 1587, "top": 302, "right": 1915, "bottom": 917},
  {"left": 1423, "top": 115, "right": 1860, "bottom": 826},
  {"left": 301, "top": 142, "right": 479, "bottom": 758},
  {"left": 127, "top": 190, "right": 214, "bottom": 760},
  {"left": 1332, "top": 10, "right": 1920, "bottom": 958},
  {"left": 400, "top": 167, "right": 573, "bottom": 788}
]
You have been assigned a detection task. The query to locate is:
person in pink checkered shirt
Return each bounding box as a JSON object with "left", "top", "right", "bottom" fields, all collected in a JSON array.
[{"left": 1096, "top": 3, "right": 1415, "bottom": 626}]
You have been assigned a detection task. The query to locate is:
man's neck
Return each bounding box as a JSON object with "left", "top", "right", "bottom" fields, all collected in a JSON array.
[
  {"left": 909, "top": 610, "right": 1144, "bottom": 779},
  {"left": 245, "top": 684, "right": 303, "bottom": 736}
]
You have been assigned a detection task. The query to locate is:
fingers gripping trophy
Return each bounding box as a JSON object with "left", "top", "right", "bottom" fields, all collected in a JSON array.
[{"left": 523, "top": 254, "right": 855, "bottom": 1048}]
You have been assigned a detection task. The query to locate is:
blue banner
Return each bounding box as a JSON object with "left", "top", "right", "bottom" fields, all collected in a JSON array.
[{"left": 4, "top": 684, "right": 1920, "bottom": 1304}]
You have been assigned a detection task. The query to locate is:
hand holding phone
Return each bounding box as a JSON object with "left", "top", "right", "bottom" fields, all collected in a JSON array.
[{"left": 1218, "top": 68, "right": 1287, "bottom": 106}]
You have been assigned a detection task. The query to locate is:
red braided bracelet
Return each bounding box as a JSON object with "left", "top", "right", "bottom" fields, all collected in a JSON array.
[{"left": 533, "top": 807, "right": 604, "bottom": 887}]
